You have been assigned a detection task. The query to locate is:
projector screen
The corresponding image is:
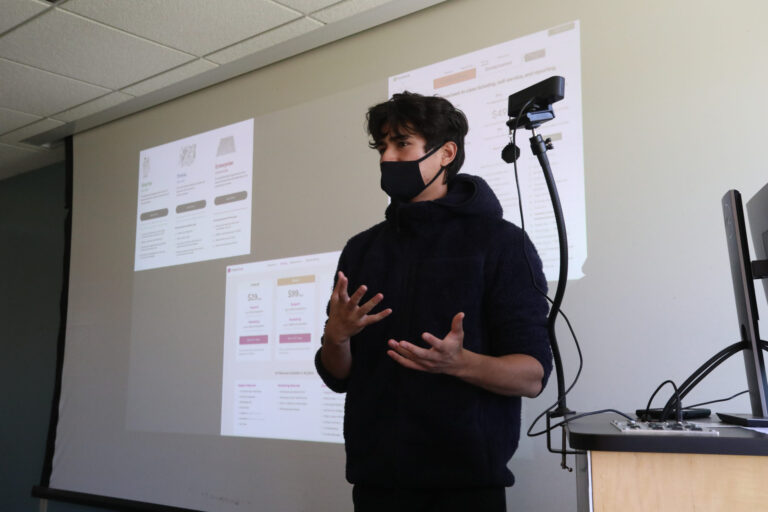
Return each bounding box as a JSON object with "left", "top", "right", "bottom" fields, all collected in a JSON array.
[
  {"left": 56, "top": 84, "right": 379, "bottom": 512},
  {"left": 47, "top": 6, "right": 590, "bottom": 511}
]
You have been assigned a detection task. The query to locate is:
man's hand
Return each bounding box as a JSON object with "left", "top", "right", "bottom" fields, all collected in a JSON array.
[
  {"left": 386, "top": 312, "right": 545, "bottom": 397},
  {"left": 321, "top": 271, "right": 391, "bottom": 381},
  {"left": 324, "top": 271, "right": 392, "bottom": 346},
  {"left": 386, "top": 312, "right": 467, "bottom": 376}
]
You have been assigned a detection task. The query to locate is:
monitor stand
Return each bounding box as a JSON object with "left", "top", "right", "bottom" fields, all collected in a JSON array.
[{"left": 717, "top": 412, "right": 768, "bottom": 427}]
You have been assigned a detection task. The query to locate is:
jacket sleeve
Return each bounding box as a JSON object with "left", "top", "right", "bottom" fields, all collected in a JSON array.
[
  {"left": 313, "top": 247, "right": 351, "bottom": 393},
  {"left": 314, "top": 343, "right": 349, "bottom": 393},
  {"left": 485, "top": 227, "right": 553, "bottom": 391}
]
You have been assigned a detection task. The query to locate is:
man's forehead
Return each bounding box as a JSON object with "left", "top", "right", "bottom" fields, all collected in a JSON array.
[
  {"left": 385, "top": 132, "right": 410, "bottom": 142},
  {"left": 380, "top": 124, "right": 420, "bottom": 141}
]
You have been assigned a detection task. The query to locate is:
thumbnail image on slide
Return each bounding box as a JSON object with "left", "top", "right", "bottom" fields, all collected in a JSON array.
[
  {"left": 220, "top": 251, "right": 344, "bottom": 444},
  {"left": 134, "top": 118, "right": 254, "bottom": 271},
  {"left": 389, "top": 21, "right": 586, "bottom": 281}
]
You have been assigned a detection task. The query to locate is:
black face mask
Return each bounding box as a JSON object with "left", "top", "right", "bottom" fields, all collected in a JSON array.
[{"left": 380, "top": 144, "right": 446, "bottom": 201}]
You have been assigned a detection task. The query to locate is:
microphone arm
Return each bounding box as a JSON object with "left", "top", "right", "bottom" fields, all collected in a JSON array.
[
  {"left": 530, "top": 132, "right": 572, "bottom": 417},
  {"left": 504, "top": 76, "right": 579, "bottom": 470}
]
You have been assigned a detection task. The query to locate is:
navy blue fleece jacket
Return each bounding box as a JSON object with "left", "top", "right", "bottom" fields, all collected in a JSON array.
[{"left": 315, "top": 173, "right": 552, "bottom": 488}]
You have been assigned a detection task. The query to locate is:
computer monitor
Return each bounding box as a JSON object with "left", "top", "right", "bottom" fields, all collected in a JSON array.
[
  {"left": 747, "top": 183, "right": 768, "bottom": 313},
  {"left": 718, "top": 188, "right": 768, "bottom": 426}
]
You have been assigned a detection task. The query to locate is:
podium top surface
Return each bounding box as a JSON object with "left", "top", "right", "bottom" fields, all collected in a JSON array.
[{"left": 567, "top": 413, "right": 768, "bottom": 456}]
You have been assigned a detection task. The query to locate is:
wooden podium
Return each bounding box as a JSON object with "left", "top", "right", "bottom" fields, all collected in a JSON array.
[{"left": 567, "top": 414, "right": 768, "bottom": 512}]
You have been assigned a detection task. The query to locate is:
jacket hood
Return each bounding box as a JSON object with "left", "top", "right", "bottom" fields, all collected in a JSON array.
[{"left": 384, "top": 174, "right": 503, "bottom": 226}]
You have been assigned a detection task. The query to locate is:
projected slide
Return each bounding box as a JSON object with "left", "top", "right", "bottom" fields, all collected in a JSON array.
[
  {"left": 134, "top": 119, "right": 254, "bottom": 271},
  {"left": 389, "top": 21, "right": 586, "bottom": 280},
  {"left": 220, "top": 251, "right": 344, "bottom": 443}
]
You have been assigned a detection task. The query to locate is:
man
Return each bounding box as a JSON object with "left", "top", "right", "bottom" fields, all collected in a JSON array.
[{"left": 315, "top": 92, "right": 552, "bottom": 512}]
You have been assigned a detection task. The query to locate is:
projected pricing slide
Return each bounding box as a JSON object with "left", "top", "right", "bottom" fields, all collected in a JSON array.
[
  {"left": 389, "top": 21, "right": 586, "bottom": 280},
  {"left": 134, "top": 119, "right": 254, "bottom": 271},
  {"left": 220, "top": 251, "right": 344, "bottom": 443}
]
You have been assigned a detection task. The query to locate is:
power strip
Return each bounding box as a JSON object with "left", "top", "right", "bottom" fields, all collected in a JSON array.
[{"left": 611, "top": 420, "right": 719, "bottom": 436}]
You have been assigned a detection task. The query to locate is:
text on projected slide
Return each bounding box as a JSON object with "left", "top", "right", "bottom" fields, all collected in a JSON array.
[
  {"left": 389, "top": 21, "right": 586, "bottom": 281},
  {"left": 134, "top": 119, "right": 254, "bottom": 271},
  {"left": 220, "top": 251, "right": 344, "bottom": 444}
]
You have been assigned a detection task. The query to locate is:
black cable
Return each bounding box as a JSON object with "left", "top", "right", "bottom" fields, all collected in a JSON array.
[
  {"left": 657, "top": 339, "right": 768, "bottom": 420},
  {"left": 510, "top": 99, "right": 551, "bottom": 303},
  {"left": 653, "top": 339, "right": 766, "bottom": 420},
  {"left": 546, "top": 298, "right": 583, "bottom": 398},
  {"left": 661, "top": 352, "right": 737, "bottom": 418},
  {"left": 511, "top": 99, "right": 533, "bottom": 235},
  {"left": 640, "top": 380, "right": 682, "bottom": 423},
  {"left": 666, "top": 348, "right": 739, "bottom": 410},
  {"left": 669, "top": 342, "right": 744, "bottom": 400},
  {"left": 659, "top": 341, "right": 750, "bottom": 420},
  {"left": 527, "top": 300, "right": 583, "bottom": 437},
  {"left": 535, "top": 389, "right": 751, "bottom": 440},
  {"left": 529, "top": 409, "right": 636, "bottom": 436},
  {"left": 686, "top": 390, "right": 749, "bottom": 409},
  {"left": 690, "top": 341, "right": 768, "bottom": 395}
]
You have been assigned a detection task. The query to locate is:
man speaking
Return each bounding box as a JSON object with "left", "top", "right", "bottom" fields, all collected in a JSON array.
[{"left": 315, "top": 92, "right": 552, "bottom": 512}]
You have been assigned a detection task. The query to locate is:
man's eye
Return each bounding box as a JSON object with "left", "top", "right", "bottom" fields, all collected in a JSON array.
[{"left": 398, "top": 141, "right": 409, "bottom": 147}]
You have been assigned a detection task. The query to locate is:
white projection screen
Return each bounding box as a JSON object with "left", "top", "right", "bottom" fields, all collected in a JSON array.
[
  {"left": 47, "top": 5, "right": 587, "bottom": 508},
  {"left": 43, "top": 0, "right": 768, "bottom": 510},
  {"left": 52, "top": 16, "right": 586, "bottom": 507}
]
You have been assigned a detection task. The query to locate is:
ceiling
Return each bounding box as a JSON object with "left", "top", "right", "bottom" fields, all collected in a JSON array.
[{"left": 0, "top": 0, "right": 444, "bottom": 181}]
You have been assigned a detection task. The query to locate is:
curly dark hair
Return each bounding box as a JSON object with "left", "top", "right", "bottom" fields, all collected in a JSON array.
[{"left": 366, "top": 91, "right": 469, "bottom": 182}]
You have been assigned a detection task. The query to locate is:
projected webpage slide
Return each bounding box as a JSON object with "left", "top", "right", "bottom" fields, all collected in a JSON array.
[
  {"left": 389, "top": 21, "right": 585, "bottom": 281},
  {"left": 220, "top": 251, "right": 344, "bottom": 443},
  {"left": 134, "top": 119, "right": 254, "bottom": 271}
]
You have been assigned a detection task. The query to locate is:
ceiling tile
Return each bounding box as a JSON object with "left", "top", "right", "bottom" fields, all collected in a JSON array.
[
  {"left": 0, "top": 8, "right": 194, "bottom": 89},
  {"left": 0, "top": 107, "right": 42, "bottom": 135},
  {"left": 121, "top": 59, "right": 218, "bottom": 96},
  {"left": 0, "top": 142, "right": 64, "bottom": 181},
  {"left": 61, "top": 0, "right": 303, "bottom": 57},
  {"left": 276, "top": 0, "right": 342, "bottom": 14},
  {"left": 312, "top": 0, "right": 391, "bottom": 23},
  {"left": 0, "top": 58, "right": 110, "bottom": 116},
  {"left": 0, "top": 0, "right": 50, "bottom": 34},
  {"left": 207, "top": 17, "right": 323, "bottom": 65},
  {"left": 52, "top": 91, "right": 134, "bottom": 123},
  {"left": 0, "top": 118, "right": 65, "bottom": 143}
]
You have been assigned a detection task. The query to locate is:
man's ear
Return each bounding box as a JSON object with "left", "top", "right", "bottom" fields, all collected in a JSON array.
[{"left": 440, "top": 141, "right": 458, "bottom": 166}]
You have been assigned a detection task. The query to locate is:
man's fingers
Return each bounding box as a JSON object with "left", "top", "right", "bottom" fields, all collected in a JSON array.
[
  {"left": 361, "top": 307, "right": 392, "bottom": 327},
  {"left": 387, "top": 349, "right": 430, "bottom": 371},
  {"left": 336, "top": 272, "right": 350, "bottom": 301},
  {"left": 348, "top": 285, "right": 367, "bottom": 306},
  {"left": 358, "top": 293, "right": 384, "bottom": 315},
  {"left": 451, "top": 312, "right": 465, "bottom": 336},
  {"left": 390, "top": 339, "right": 432, "bottom": 360},
  {"left": 365, "top": 308, "right": 392, "bottom": 324},
  {"left": 421, "top": 332, "right": 443, "bottom": 349}
]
